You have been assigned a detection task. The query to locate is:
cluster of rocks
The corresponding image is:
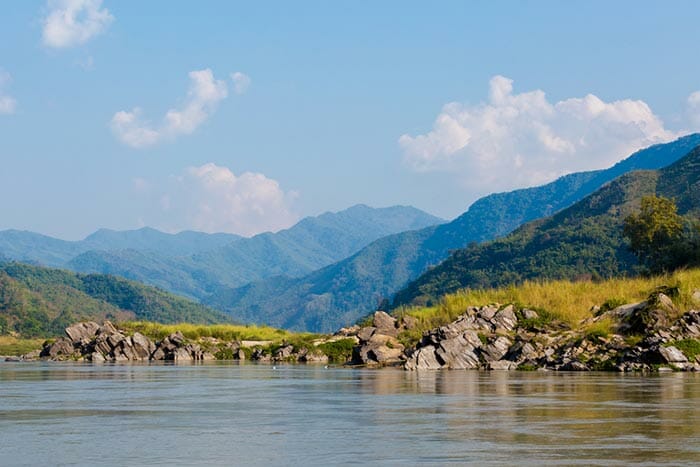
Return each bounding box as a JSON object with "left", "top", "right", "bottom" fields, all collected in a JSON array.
[
  {"left": 36, "top": 321, "right": 215, "bottom": 362},
  {"left": 346, "top": 293, "right": 700, "bottom": 372},
  {"left": 347, "top": 311, "right": 414, "bottom": 366}
]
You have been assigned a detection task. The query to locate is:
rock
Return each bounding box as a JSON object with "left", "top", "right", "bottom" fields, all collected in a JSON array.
[
  {"left": 22, "top": 349, "right": 41, "bottom": 361},
  {"left": 236, "top": 349, "right": 246, "bottom": 360},
  {"left": 692, "top": 291, "right": 700, "bottom": 305},
  {"left": 130, "top": 332, "right": 155, "bottom": 360},
  {"left": 522, "top": 309, "right": 539, "bottom": 320},
  {"left": 560, "top": 361, "right": 589, "bottom": 371},
  {"left": 335, "top": 325, "right": 360, "bottom": 336},
  {"left": 41, "top": 337, "right": 76, "bottom": 359},
  {"left": 481, "top": 336, "right": 512, "bottom": 362},
  {"left": 435, "top": 335, "right": 480, "bottom": 370},
  {"left": 65, "top": 322, "right": 100, "bottom": 343},
  {"left": 478, "top": 305, "right": 498, "bottom": 320},
  {"left": 488, "top": 360, "right": 517, "bottom": 371},
  {"left": 372, "top": 311, "right": 398, "bottom": 337},
  {"left": 659, "top": 346, "right": 688, "bottom": 364},
  {"left": 357, "top": 327, "right": 376, "bottom": 342},
  {"left": 405, "top": 347, "right": 442, "bottom": 370},
  {"left": 4, "top": 356, "right": 21, "bottom": 362},
  {"left": 299, "top": 349, "right": 329, "bottom": 363},
  {"left": 368, "top": 346, "right": 404, "bottom": 364},
  {"left": 400, "top": 315, "right": 418, "bottom": 330},
  {"left": 492, "top": 305, "right": 518, "bottom": 332},
  {"left": 273, "top": 344, "right": 295, "bottom": 361},
  {"left": 89, "top": 352, "right": 105, "bottom": 363}
]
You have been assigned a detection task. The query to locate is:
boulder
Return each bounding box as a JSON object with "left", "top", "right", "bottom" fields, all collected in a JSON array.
[
  {"left": 492, "top": 305, "right": 518, "bottom": 332},
  {"left": 372, "top": 311, "right": 398, "bottom": 337},
  {"left": 481, "top": 336, "right": 512, "bottom": 362},
  {"left": 405, "top": 347, "right": 442, "bottom": 370},
  {"left": 659, "top": 346, "right": 688, "bottom": 364},
  {"left": 65, "top": 322, "right": 100, "bottom": 343},
  {"left": 488, "top": 360, "right": 517, "bottom": 371}
]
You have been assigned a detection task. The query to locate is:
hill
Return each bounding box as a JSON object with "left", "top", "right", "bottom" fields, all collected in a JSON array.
[
  {"left": 0, "top": 262, "right": 231, "bottom": 338},
  {"left": 393, "top": 144, "right": 700, "bottom": 307},
  {"left": 205, "top": 134, "right": 700, "bottom": 332}
]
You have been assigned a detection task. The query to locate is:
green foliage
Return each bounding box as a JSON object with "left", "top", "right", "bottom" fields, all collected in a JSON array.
[
  {"left": 0, "top": 262, "right": 232, "bottom": 338},
  {"left": 623, "top": 195, "right": 685, "bottom": 273},
  {"left": 395, "top": 144, "right": 700, "bottom": 308},
  {"left": 0, "top": 336, "right": 44, "bottom": 356},
  {"left": 316, "top": 338, "right": 356, "bottom": 363}
]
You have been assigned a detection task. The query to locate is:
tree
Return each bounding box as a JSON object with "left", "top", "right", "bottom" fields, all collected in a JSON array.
[{"left": 623, "top": 195, "right": 684, "bottom": 273}]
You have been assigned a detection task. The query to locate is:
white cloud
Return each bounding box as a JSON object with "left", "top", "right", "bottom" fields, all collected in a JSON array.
[
  {"left": 110, "top": 69, "right": 228, "bottom": 148},
  {"left": 137, "top": 163, "right": 299, "bottom": 236},
  {"left": 399, "top": 75, "right": 681, "bottom": 190},
  {"left": 231, "top": 72, "right": 251, "bottom": 95},
  {"left": 42, "top": 0, "right": 114, "bottom": 49},
  {"left": 0, "top": 70, "right": 16, "bottom": 115},
  {"left": 689, "top": 91, "right": 700, "bottom": 128}
]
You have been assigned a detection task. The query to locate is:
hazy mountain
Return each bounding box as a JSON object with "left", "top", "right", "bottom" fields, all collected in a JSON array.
[
  {"left": 65, "top": 205, "right": 444, "bottom": 298},
  {"left": 0, "top": 227, "right": 241, "bottom": 267},
  {"left": 207, "top": 134, "right": 700, "bottom": 332}
]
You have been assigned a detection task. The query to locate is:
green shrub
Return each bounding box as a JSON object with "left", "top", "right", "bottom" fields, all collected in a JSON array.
[{"left": 317, "top": 338, "right": 356, "bottom": 363}]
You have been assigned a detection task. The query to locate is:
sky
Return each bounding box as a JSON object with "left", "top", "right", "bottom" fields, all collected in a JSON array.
[{"left": 1, "top": 1, "right": 700, "bottom": 240}]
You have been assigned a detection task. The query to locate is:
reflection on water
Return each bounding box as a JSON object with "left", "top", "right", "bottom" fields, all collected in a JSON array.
[{"left": 1, "top": 362, "right": 699, "bottom": 466}]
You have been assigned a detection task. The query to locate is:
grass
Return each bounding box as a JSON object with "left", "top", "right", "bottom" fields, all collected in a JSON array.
[
  {"left": 395, "top": 268, "right": 700, "bottom": 346},
  {"left": 119, "top": 321, "right": 312, "bottom": 342},
  {"left": 0, "top": 336, "right": 44, "bottom": 356}
]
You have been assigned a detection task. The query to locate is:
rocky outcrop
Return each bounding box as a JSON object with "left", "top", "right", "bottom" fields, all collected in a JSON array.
[
  {"left": 401, "top": 298, "right": 700, "bottom": 372},
  {"left": 38, "top": 322, "right": 215, "bottom": 362},
  {"left": 349, "top": 311, "right": 411, "bottom": 366}
]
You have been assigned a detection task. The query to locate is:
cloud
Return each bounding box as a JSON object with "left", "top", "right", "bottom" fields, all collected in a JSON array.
[
  {"left": 110, "top": 69, "right": 228, "bottom": 148},
  {"left": 137, "top": 163, "right": 299, "bottom": 236},
  {"left": 0, "top": 70, "right": 16, "bottom": 115},
  {"left": 231, "top": 72, "right": 251, "bottom": 94},
  {"left": 42, "top": 0, "right": 114, "bottom": 49},
  {"left": 399, "top": 75, "right": 681, "bottom": 190}
]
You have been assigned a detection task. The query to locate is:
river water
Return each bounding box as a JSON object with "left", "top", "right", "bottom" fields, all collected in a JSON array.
[{"left": 1, "top": 362, "right": 699, "bottom": 466}]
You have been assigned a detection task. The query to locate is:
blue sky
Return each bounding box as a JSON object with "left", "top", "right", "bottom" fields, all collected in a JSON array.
[{"left": 1, "top": 1, "right": 699, "bottom": 239}]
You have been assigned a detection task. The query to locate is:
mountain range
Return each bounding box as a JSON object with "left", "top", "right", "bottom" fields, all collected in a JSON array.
[
  {"left": 205, "top": 134, "right": 700, "bottom": 332},
  {"left": 393, "top": 143, "right": 700, "bottom": 306},
  {"left": 0, "top": 205, "right": 443, "bottom": 299}
]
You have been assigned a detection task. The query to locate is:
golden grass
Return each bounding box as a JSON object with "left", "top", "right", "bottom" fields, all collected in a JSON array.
[
  {"left": 398, "top": 268, "right": 700, "bottom": 336},
  {"left": 119, "top": 321, "right": 316, "bottom": 343},
  {"left": 0, "top": 336, "right": 44, "bottom": 356}
]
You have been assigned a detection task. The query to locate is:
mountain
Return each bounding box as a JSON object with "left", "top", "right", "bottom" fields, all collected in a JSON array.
[
  {"left": 0, "top": 227, "right": 241, "bottom": 267},
  {"left": 206, "top": 134, "right": 700, "bottom": 332},
  {"left": 82, "top": 227, "right": 241, "bottom": 256},
  {"left": 393, "top": 144, "right": 700, "bottom": 307},
  {"left": 67, "top": 205, "right": 444, "bottom": 297},
  {"left": 0, "top": 261, "right": 232, "bottom": 338}
]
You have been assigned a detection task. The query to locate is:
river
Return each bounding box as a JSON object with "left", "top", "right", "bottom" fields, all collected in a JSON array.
[{"left": 1, "top": 362, "right": 699, "bottom": 466}]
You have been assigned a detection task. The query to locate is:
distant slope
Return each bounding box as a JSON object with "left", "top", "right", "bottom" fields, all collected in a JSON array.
[
  {"left": 207, "top": 134, "right": 700, "bottom": 333},
  {"left": 69, "top": 205, "right": 444, "bottom": 296},
  {"left": 0, "top": 262, "right": 231, "bottom": 337},
  {"left": 393, "top": 145, "right": 700, "bottom": 307},
  {"left": 0, "top": 227, "right": 241, "bottom": 267}
]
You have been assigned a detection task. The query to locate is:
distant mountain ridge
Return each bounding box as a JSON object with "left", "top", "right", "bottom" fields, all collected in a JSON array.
[
  {"left": 207, "top": 134, "right": 700, "bottom": 332},
  {"left": 393, "top": 144, "right": 700, "bottom": 307},
  {"left": 0, "top": 205, "right": 444, "bottom": 300},
  {"left": 0, "top": 227, "right": 241, "bottom": 267}
]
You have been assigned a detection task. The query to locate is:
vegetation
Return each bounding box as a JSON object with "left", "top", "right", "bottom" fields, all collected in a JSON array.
[
  {"left": 0, "top": 336, "right": 44, "bottom": 356},
  {"left": 394, "top": 268, "right": 700, "bottom": 347},
  {"left": 394, "top": 143, "right": 700, "bottom": 308},
  {"left": 120, "top": 321, "right": 298, "bottom": 342},
  {"left": 0, "top": 262, "right": 232, "bottom": 338}
]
